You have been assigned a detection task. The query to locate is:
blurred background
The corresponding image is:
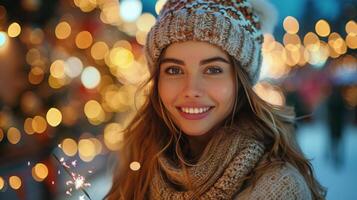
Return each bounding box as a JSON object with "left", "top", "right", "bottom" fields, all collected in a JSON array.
[{"left": 0, "top": 0, "right": 356, "bottom": 199}]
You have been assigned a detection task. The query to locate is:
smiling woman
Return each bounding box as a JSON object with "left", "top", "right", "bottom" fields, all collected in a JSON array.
[{"left": 105, "top": 0, "right": 326, "bottom": 199}]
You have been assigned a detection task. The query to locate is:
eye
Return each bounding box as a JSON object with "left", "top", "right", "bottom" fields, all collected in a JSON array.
[
  {"left": 205, "top": 66, "right": 223, "bottom": 74},
  {"left": 164, "top": 66, "right": 183, "bottom": 75}
]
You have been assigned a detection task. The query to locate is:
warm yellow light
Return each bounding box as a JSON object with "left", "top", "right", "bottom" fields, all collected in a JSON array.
[
  {"left": 75, "top": 0, "right": 97, "bottom": 12},
  {"left": 113, "top": 40, "right": 132, "bottom": 51},
  {"left": 78, "top": 139, "right": 96, "bottom": 162},
  {"left": 155, "top": 0, "right": 167, "bottom": 15},
  {"left": 283, "top": 16, "right": 299, "bottom": 34},
  {"left": 32, "top": 116, "right": 47, "bottom": 134},
  {"left": 29, "top": 28, "right": 44, "bottom": 45},
  {"left": 84, "top": 100, "right": 103, "bottom": 119},
  {"left": 345, "top": 20, "right": 357, "bottom": 36},
  {"left": 8, "top": 22, "right": 21, "bottom": 37},
  {"left": 50, "top": 60, "right": 66, "bottom": 79},
  {"left": 0, "top": 128, "right": 4, "bottom": 142},
  {"left": 48, "top": 75, "right": 66, "bottom": 89},
  {"left": 7, "top": 127, "right": 21, "bottom": 145},
  {"left": 55, "top": 21, "right": 71, "bottom": 39},
  {"left": 346, "top": 33, "right": 357, "bottom": 49},
  {"left": 32, "top": 163, "right": 48, "bottom": 181},
  {"left": 315, "top": 19, "right": 330, "bottom": 37},
  {"left": 28, "top": 66, "right": 44, "bottom": 85},
  {"left": 91, "top": 41, "right": 109, "bottom": 60},
  {"left": 304, "top": 32, "right": 320, "bottom": 51},
  {"left": 9, "top": 176, "right": 21, "bottom": 190},
  {"left": 283, "top": 33, "right": 301, "bottom": 50},
  {"left": 61, "top": 138, "right": 78, "bottom": 157},
  {"left": 136, "top": 31, "right": 147, "bottom": 46},
  {"left": 104, "top": 123, "right": 124, "bottom": 151},
  {"left": 26, "top": 48, "right": 41, "bottom": 65},
  {"left": 46, "top": 108, "right": 62, "bottom": 127},
  {"left": 0, "top": 176, "right": 4, "bottom": 190},
  {"left": 75, "top": 31, "right": 93, "bottom": 49},
  {"left": 90, "top": 137, "right": 102, "bottom": 155},
  {"left": 24, "top": 118, "right": 35, "bottom": 135},
  {"left": 109, "top": 47, "right": 134, "bottom": 68},
  {"left": 129, "top": 161, "right": 141, "bottom": 171},
  {"left": 136, "top": 13, "right": 156, "bottom": 32}
]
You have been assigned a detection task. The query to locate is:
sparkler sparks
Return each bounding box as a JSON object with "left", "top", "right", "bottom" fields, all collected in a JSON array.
[{"left": 52, "top": 153, "right": 92, "bottom": 200}]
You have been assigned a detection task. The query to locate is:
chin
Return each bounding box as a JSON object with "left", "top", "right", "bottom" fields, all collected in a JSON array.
[{"left": 179, "top": 125, "right": 211, "bottom": 137}]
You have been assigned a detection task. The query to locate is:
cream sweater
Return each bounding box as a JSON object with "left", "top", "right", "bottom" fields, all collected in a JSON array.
[{"left": 235, "top": 163, "right": 312, "bottom": 200}]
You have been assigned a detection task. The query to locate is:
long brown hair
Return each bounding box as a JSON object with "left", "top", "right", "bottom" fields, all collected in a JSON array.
[{"left": 105, "top": 53, "right": 326, "bottom": 199}]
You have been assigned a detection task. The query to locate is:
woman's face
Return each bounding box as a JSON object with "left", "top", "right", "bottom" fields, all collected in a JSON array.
[{"left": 158, "top": 41, "right": 236, "bottom": 137}]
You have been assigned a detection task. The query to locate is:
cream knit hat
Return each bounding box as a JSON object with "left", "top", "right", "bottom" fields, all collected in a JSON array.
[{"left": 145, "top": 0, "right": 277, "bottom": 84}]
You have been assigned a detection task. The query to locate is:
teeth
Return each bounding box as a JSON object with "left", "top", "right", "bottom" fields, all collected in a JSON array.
[{"left": 180, "top": 107, "right": 211, "bottom": 114}]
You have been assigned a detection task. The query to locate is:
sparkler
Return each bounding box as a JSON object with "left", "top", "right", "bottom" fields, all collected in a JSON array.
[{"left": 52, "top": 153, "right": 92, "bottom": 200}]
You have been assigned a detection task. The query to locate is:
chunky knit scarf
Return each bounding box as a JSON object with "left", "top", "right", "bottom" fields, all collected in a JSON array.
[{"left": 149, "top": 126, "right": 265, "bottom": 199}]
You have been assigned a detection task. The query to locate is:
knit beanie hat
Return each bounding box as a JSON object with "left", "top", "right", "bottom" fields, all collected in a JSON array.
[{"left": 145, "top": 0, "right": 277, "bottom": 84}]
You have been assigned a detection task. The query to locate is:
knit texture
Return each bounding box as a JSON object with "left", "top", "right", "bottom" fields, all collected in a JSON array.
[
  {"left": 145, "top": 0, "right": 265, "bottom": 84},
  {"left": 149, "top": 125, "right": 266, "bottom": 199},
  {"left": 149, "top": 124, "right": 312, "bottom": 199},
  {"left": 235, "top": 163, "right": 312, "bottom": 200}
]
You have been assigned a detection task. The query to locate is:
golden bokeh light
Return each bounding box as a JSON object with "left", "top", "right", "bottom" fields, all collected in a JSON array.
[
  {"left": 61, "top": 138, "right": 78, "bottom": 157},
  {"left": 75, "top": 31, "right": 93, "bottom": 49},
  {"left": 90, "top": 137, "right": 103, "bottom": 155},
  {"left": 346, "top": 33, "right": 357, "bottom": 49},
  {"left": 78, "top": 139, "right": 96, "bottom": 162},
  {"left": 48, "top": 75, "right": 66, "bottom": 89},
  {"left": 29, "top": 28, "right": 44, "bottom": 45},
  {"left": 0, "top": 176, "right": 4, "bottom": 190},
  {"left": 7, "top": 127, "right": 21, "bottom": 145},
  {"left": 46, "top": 108, "right": 62, "bottom": 127},
  {"left": 32, "top": 116, "right": 47, "bottom": 134},
  {"left": 91, "top": 41, "right": 109, "bottom": 60},
  {"left": 155, "top": 0, "right": 167, "bottom": 15},
  {"left": 0, "top": 128, "right": 4, "bottom": 142},
  {"left": 345, "top": 20, "right": 357, "bottom": 36},
  {"left": 26, "top": 48, "right": 41, "bottom": 65},
  {"left": 84, "top": 100, "right": 103, "bottom": 119},
  {"left": 109, "top": 47, "right": 134, "bottom": 68},
  {"left": 113, "top": 40, "right": 132, "bottom": 51},
  {"left": 254, "top": 82, "right": 285, "bottom": 106},
  {"left": 136, "top": 31, "right": 148, "bottom": 46},
  {"left": 50, "top": 60, "right": 66, "bottom": 79},
  {"left": 74, "top": 0, "right": 97, "bottom": 13},
  {"left": 7, "top": 22, "right": 21, "bottom": 37},
  {"left": 283, "top": 16, "right": 299, "bottom": 34},
  {"left": 24, "top": 118, "right": 35, "bottom": 135},
  {"left": 32, "top": 163, "right": 48, "bottom": 181},
  {"left": 104, "top": 123, "right": 124, "bottom": 151},
  {"left": 28, "top": 66, "right": 44, "bottom": 85},
  {"left": 136, "top": 13, "right": 156, "bottom": 32},
  {"left": 9, "top": 176, "right": 21, "bottom": 190},
  {"left": 304, "top": 32, "right": 320, "bottom": 51},
  {"left": 283, "top": 33, "right": 301, "bottom": 51},
  {"left": 315, "top": 19, "right": 330, "bottom": 37},
  {"left": 129, "top": 161, "right": 141, "bottom": 171},
  {"left": 55, "top": 21, "right": 71, "bottom": 39}
]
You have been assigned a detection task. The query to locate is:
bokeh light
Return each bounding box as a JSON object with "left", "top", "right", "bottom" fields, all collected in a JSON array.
[
  {"left": 283, "top": 16, "right": 299, "bottom": 34},
  {"left": 46, "top": 108, "right": 62, "bottom": 127},
  {"left": 55, "top": 21, "right": 71, "bottom": 39},
  {"left": 0, "top": 176, "right": 4, "bottom": 190},
  {"left": 7, "top": 127, "right": 21, "bottom": 145},
  {"left": 61, "top": 138, "right": 78, "bottom": 157},
  {"left": 129, "top": 161, "right": 141, "bottom": 171},
  {"left": 9, "top": 176, "right": 21, "bottom": 190},
  {"left": 119, "top": 0, "right": 142, "bottom": 22},
  {"left": 78, "top": 139, "right": 96, "bottom": 162},
  {"left": 7, "top": 22, "right": 21, "bottom": 37},
  {"left": 75, "top": 31, "right": 93, "bottom": 49},
  {"left": 315, "top": 19, "right": 331, "bottom": 37},
  {"left": 81, "top": 66, "right": 101, "bottom": 89},
  {"left": 32, "top": 163, "right": 49, "bottom": 182}
]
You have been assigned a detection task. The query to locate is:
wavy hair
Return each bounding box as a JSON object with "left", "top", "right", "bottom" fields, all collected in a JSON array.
[{"left": 105, "top": 52, "right": 326, "bottom": 200}]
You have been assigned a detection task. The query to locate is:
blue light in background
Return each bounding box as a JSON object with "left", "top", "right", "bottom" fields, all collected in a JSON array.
[
  {"left": 0, "top": 32, "right": 7, "bottom": 47},
  {"left": 120, "top": 0, "right": 143, "bottom": 22}
]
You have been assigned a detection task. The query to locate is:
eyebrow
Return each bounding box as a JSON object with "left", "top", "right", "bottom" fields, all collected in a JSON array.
[{"left": 160, "top": 56, "right": 230, "bottom": 65}]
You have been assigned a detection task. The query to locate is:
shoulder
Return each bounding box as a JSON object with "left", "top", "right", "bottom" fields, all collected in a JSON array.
[{"left": 236, "top": 163, "right": 312, "bottom": 200}]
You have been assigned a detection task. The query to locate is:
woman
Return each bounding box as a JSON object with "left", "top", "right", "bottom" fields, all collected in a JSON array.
[{"left": 106, "top": 0, "right": 326, "bottom": 199}]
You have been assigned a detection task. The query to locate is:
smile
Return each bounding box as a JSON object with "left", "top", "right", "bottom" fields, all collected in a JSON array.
[{"left": 179, "top": 107, "right": 211, "bottom": 114}]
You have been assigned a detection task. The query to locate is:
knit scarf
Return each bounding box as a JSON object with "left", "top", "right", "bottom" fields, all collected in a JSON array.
[{"left": 149, "top": 125, "right": 265, "bottom": 199}]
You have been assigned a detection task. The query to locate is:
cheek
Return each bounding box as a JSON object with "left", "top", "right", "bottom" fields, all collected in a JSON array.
[
  {"left": 158, "top": 79, "right": 181, "bottom": 106},
  {"left": 207, "top": 80, "right": 235, "bottom": 106}
]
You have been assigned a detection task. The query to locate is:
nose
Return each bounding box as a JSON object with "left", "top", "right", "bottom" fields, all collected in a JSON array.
[{"left": 182, "top": 75, "right": 203, "bottom": 98}]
